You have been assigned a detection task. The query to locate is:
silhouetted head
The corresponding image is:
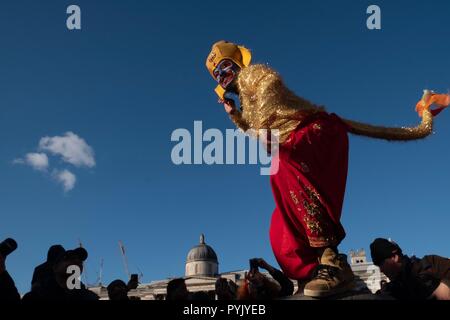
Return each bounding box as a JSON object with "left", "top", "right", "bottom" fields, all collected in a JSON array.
[
  {"left": 107, "top": 279, "right": 129, "bottom": 301},
  {"left": 47, "top": 245, "right": 65, "bottom": 264},
  {"left": 53, "top": 247, "right": 88, "bottom": 288},
  {"left": 166, "top": 278, "right": 189, "bottom": 301},
  {"left": 370, "top": 238, "right": 403, "bottom": 279},
  {"left": 215, "top": 277, "right": 237, "bottom": 300}
]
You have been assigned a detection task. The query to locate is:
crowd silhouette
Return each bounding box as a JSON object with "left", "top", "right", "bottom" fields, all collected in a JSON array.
[{"left": 0, "top": 238, "right": 448, "bottom": 301}]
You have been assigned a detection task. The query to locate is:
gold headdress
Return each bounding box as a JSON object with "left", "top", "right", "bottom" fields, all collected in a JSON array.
[{"left": 205, "top": 40, "right": 252, "bottom": 99}]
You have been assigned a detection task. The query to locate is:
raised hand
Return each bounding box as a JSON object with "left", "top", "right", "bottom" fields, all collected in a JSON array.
[{"left": 219, "top": 98, "right": 237, "bottom": 115}]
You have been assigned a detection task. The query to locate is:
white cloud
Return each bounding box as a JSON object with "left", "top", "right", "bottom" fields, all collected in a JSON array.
[
  {"left": 14, "top": 132, "right": 94, "bottom": 192},
  {"left": 54, "top": 169, "right": 76, "bottom": 192},
  {"left": 12, "top": 158, "right": 25, "bottom": 165},
  {"left": 39, "top": 132, "right": 95, "bottom": 168},
  {"left": 13, "top": 153, "right": 49, "bottom": 171}
]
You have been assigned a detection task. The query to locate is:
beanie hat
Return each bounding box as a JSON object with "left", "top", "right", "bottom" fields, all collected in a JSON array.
[{"left": 370, "top": 238, "right": 402, "bottom": 266}]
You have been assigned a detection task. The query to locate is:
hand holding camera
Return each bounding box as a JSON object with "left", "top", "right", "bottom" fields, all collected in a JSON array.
[
  {"left": 249, "top": 258, "right": 260, "bottom": 273},
  {"left": 249, "top": 258, "right": 275, "bottom": 274}
]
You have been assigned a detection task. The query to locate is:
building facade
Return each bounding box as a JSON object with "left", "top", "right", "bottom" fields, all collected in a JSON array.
[{"left": 89, "top": 236, "right": 388, "bottom": 300}]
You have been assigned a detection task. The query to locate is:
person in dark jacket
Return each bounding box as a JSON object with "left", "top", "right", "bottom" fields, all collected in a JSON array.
[
  {"left": 215, "top": 277, "right": 237, "bottom": 300},
  {"left": 370, "top": 238, "right": 450, "bottom": 300},
  {"left": 107, "top": 279, "right": 130, "bottom": 301},
  {"left": 166, "top": 278, "right": 190, "bottom": 301},
  {"left": 31, "top": 244, "right": 65, "bottom": 291},
  {"left": 0, "top": 254, "right": 20, "bottom": 302},
  {"left": 22, "top": 247, "right": 98, "bottom": 301}
]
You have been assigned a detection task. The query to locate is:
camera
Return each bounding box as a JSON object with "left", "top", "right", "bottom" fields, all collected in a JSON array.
[
  {"left": 0, "top": 238, "right": 18, "bottom": 258},
  {"left": 130, "top": 274, "right": 138, "bottom": 282},
  {"left": 127, "top": 273, "right": 139, "bottom": 290}
]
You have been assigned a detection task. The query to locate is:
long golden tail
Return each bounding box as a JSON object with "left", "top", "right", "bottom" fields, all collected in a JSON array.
[
  {"left": 343, "top": 110, "right": 433, "bottom": 141},
  {"left": 344, "top": 91, "right": 449, "bottom": 141}
]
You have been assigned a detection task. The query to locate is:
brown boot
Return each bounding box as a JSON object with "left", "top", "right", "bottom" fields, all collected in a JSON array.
[{"left": 303, "top": 248, "right": 355, "bottom": 298}]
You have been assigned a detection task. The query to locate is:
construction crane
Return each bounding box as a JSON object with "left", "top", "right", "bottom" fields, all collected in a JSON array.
[
  {"left": 118, "top": 240, "right": 130, "bottom": 279},
  {"left": 77, "top": 239, "right": 105, "bottom": 288},
  {"left": 99, "top": 258, "right": 104, "bottom": 286},
  {"left": 137, "top": 266, "right": 144, "bottom": 282},
  {"left": 93, "top": 258, "right": 104, "bottom": 287},
  {"left": 118, "top": 241, "right": 145, "bottom": 287}
]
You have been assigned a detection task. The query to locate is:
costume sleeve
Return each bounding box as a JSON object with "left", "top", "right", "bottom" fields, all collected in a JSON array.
[
  {"left": 237, "top": 64, "right": 282, "bottom": 130},
  {"left": 237, "top": 64, "right": 280, "bottom": 99},
  {"left": 229, "top": 110, "right": 250, "bottom": 132},
  {"left": 237, "top": 64, "right": 320, "bottom": 134}
]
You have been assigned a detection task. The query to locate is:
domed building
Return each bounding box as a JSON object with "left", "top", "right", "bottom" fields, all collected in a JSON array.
[
  {"left": 185, "top": 234, "right": 219, "bottom": 277},
  {"left": 87, "top": 235, "right": 387, "bottom": 300}
]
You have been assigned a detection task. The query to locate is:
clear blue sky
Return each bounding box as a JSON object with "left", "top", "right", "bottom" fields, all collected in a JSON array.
[{"left": 1, "top": 0, "right": 449, "bottom": 294}]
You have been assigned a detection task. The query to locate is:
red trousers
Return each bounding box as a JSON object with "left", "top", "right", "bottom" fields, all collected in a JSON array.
[{"left": 269, "top": 112, "right": 349, "bottom": 280}]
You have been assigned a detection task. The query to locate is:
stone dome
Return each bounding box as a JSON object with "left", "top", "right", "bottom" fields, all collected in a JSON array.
[
  {"left": 186, "top": 234, "right": 218, "bottom": 263},
  {"left": 185, "top": 234, "right": 219, "bottom": 277}
]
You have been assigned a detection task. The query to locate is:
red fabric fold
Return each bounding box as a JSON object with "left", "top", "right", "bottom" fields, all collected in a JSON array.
[{"left": 269, "top": 112, "right": 349, "bottom": 280}]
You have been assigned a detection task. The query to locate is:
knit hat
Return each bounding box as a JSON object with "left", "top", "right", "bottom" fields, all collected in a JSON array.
[{"left": 370, "top": 238, "right": 402, "bottom": 266}]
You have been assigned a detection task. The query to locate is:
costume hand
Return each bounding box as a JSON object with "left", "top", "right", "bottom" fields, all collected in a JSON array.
[
  {"left": 219, "top": 98, "right": 236, "bottom": 115},
  {"left": 416, "top": 90, "right": 450, "bottom": 117}
]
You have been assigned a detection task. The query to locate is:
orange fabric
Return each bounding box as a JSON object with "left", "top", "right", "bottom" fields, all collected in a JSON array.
[{"left": 416, "top": 92, "right": 450, "bottom": 117}]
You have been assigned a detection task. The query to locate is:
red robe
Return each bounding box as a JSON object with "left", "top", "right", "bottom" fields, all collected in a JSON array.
[{"left": 269, "top": 112, "right": 349, "bottom": 280}]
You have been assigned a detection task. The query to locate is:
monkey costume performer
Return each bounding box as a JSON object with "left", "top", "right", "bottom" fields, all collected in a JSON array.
[{"left": 205, "top": 41, "right": 450, "bottom": 298}]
